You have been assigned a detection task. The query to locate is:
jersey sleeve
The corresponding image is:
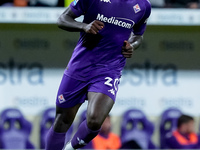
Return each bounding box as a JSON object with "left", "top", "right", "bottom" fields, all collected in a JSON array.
[
  {"left": 70, "top": 0, "right": 92, "bottom": 17},
  {"left": 133, "top": 1, "right": 151, "bottom": 35}
]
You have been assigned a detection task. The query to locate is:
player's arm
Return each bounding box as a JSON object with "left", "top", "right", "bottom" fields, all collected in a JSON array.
[
  {"left": 128, "top": 32, "right": 143, "bottom": 50},
  {"left": 57, "top": 7, "right": 104, "bottom": 34},
  {"left": 122, "top": 32, "right": 143, "bottom": 58},
  {"left": 122, "top": 1, "right": 151, "bottom": 58}
]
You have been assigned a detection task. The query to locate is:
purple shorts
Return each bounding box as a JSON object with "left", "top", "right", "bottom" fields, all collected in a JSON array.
[{"left": 56, "top": 74, "right": 120, "bottom": 108}]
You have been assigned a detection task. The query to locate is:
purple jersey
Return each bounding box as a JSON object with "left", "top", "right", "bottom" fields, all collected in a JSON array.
[{"left": 65, "top": 0, "right": 151, "bottom": 81}]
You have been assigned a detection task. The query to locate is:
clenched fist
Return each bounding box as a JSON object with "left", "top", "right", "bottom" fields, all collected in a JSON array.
[
  {"left": 83, "top": 20, "right": 104, "bottom": 34},
  {"left": 122, "top": 40, "right": 134, "bottom": 58}
]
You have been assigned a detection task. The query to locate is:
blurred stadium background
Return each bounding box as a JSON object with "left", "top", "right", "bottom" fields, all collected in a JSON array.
[{"left": 0, "top": 0, "right": 200, "bottom": 149}]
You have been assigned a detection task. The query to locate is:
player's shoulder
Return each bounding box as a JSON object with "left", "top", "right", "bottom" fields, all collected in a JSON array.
[
  {"left": 140, "top": 0, "right": 151, "bottom": 8},
  {"left": 139, "top": 0, "right": 151, "bottom": 15}
]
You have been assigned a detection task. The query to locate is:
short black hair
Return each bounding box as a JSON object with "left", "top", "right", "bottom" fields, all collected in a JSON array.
[{"left": 177, "top": 114, "right": 194, "bottom": 128}]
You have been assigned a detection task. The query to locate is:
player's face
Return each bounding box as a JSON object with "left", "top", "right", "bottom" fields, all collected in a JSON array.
[{"left": 186, "top": 120, "right": 195, "bottom": 133}]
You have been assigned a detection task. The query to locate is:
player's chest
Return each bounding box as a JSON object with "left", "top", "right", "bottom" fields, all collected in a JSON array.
[{"left": 85, "top": 0, "right": 145, "bottom": 28}]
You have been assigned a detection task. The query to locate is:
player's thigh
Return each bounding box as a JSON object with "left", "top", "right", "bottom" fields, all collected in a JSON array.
[
  {"left": 88, "top": 75, "right": 120, "bottom": 102},
  {"left": 56, "top": 104, "right": 82, "bottom": 124},
  {"left": 54, "top": 104, "right": 82, "bottom": 132},
  {"left": 53, "top": 74, "right": 87, "bottom": 132},
  {"left": 86, "top": 92, "right": 114, "bottom": 130}
]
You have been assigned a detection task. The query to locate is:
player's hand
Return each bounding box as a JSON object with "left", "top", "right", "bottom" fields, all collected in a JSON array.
[
  {"left": 122, "top": 40, "right": 134, "bottom": 58},
  {"left": 83, "top": 20, "right": 104, "bottom": 34}
]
